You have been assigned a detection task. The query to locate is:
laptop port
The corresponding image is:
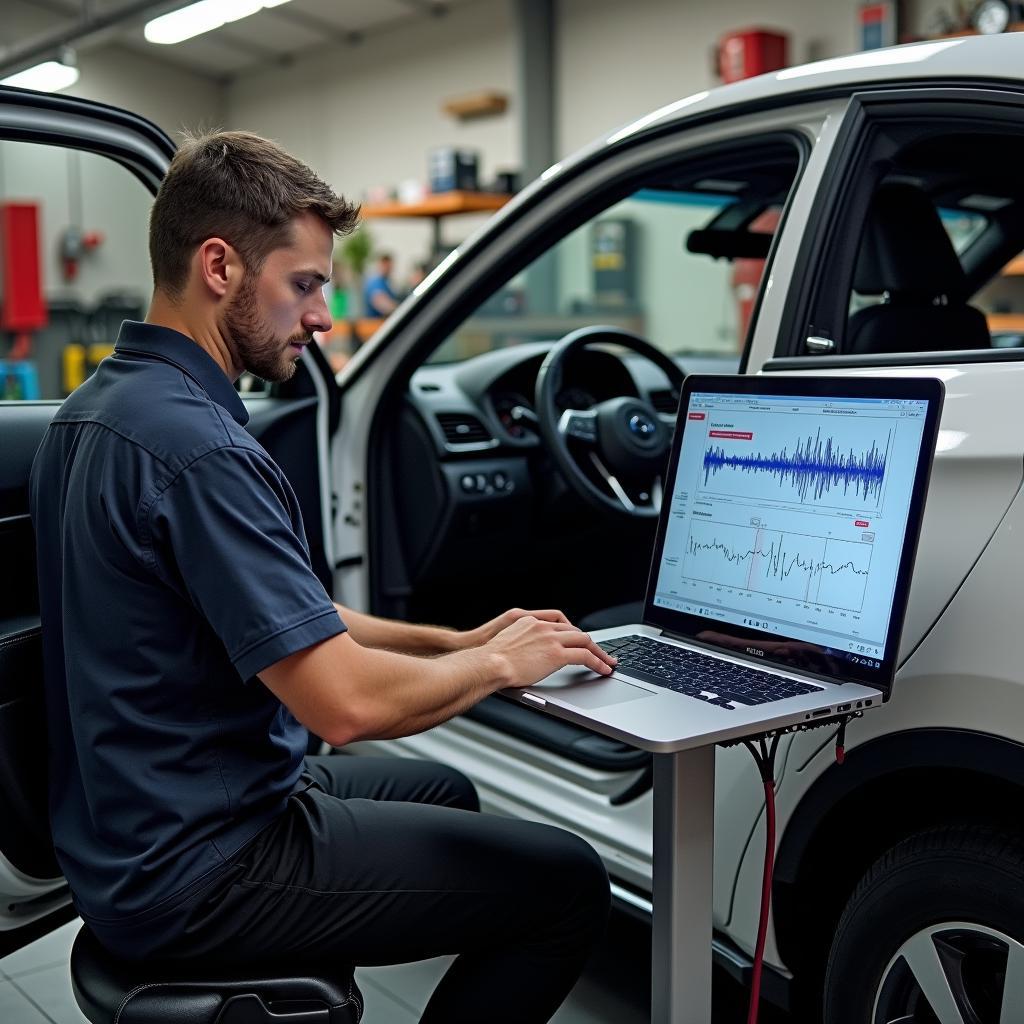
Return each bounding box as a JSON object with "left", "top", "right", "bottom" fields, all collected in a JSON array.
[
  {"left": 811, "top": 707, "right": 830, "bottom": 718},
  {"left": 837, "top": 703, "right": 851, "bottom": 713}
]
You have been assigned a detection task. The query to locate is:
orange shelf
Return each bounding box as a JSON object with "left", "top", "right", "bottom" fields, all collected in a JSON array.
[
  {"left": 361, "top": 191, "right": 511, "bottom": 219},
  {"left": 442, "top": 90, "right": 509, "bottom": 119},
  {"left": 325, "top": 318, "right": 384, "bottom": 343},
  {"left": 987, "top": 313, "right": 1024, "bottom": 331}
]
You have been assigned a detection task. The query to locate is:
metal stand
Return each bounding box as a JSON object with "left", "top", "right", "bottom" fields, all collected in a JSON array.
[{"left": 652, "top": 745, "right": 717, "bottom": 1024}]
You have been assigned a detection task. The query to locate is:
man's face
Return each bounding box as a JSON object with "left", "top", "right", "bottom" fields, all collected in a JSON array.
[{"left": 223, "top": 211, "right": 333, "bottom": 383}]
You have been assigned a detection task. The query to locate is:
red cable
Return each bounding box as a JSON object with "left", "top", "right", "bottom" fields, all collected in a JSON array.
[{"left": 746, "top": 775, "right": 776, "bottom": 1024}]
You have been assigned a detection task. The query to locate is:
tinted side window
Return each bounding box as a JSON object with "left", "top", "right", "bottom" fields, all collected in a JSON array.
[
  {"left": 788, "top": 114, "right": 1024, "bottom": 362},
  {"left": 1, "top": 141, "right": 152, "bottom": 400}
]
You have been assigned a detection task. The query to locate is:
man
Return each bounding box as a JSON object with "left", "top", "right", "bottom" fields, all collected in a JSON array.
[
  {"left": 363, "top": 251, "right": 399, "bottom": 317},
  {"left": 29, "top": 131, "right": 614, "bottom": 1024}
]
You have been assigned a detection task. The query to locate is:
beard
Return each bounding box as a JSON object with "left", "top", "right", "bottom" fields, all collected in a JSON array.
[{"left": 223, "top": 272, "right": 312, "bottom": 383}]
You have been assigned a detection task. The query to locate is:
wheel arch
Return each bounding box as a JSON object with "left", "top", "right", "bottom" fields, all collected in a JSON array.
[{"left": 773, "top": 728, "right": 1024, "bottom": 983}]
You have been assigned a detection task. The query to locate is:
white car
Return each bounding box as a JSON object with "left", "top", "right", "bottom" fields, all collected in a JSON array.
[{"left": 4, "top": 32, "right": 1024, "bottom": 1024}]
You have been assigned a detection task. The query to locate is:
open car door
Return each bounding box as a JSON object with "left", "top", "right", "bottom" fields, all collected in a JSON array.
[{"left": 0, "top": 86, "right": 341, "bottom": 958}]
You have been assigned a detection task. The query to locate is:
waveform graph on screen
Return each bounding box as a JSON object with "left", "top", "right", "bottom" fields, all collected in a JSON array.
[
  {"left": 700, "top": 423, "right": 892, "bottom": 513},
  {"left": 681, "top": 519, "right": 872, "bottom": 612}
]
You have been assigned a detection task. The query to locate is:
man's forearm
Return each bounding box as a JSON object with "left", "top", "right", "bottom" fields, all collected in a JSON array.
[
  {"left": 333, "top": 603, "right": 462, "bottom": 656},
  {"left": 345, "top": 643, "right": 509, "bottom": 741}
]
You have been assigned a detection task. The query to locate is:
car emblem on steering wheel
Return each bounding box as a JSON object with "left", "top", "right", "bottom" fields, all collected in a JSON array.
[{"left": 628, "top": 412, "right": 656, "bottom": 437}]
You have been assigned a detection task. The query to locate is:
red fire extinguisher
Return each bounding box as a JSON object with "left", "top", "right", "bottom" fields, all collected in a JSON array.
[{"left": 717, "top": 29, "right": 789, "bottom": 83}]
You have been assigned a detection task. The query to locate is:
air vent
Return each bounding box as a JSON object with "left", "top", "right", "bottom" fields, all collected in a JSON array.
[
  {"left": 436, "top": 413, "right": 494, "bottom": 446},
  {"left": 649, "top": 390, "right": 679, "bottom": 415}
]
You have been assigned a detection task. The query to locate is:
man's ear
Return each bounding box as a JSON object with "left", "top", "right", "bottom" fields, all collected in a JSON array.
[{"left": 195, "top": 237, "right": 243, "bottom": 299}]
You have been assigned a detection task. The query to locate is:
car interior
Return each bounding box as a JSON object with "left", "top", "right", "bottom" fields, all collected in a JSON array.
[
  {"left": 370, "top": 139, "right": 804, "bottom": 636},
  {"left": 354, "top": 138, "right": 804, "bottom": 788},
  {"left": 808, "top": 123, "right": 1024, "bottom": 359}
]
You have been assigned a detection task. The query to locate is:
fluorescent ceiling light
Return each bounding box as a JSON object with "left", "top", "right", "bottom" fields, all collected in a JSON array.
[
  {"left": 1, "top": 61, "right": 80, "bottom": 92},
  {"left": 145, "top": 0, "right": 291, "bottom": 45}
]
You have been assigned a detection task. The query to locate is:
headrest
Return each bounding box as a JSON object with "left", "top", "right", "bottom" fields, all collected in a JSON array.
[{"left": 853, "top": 183, "right": 968, "bottom": 302}]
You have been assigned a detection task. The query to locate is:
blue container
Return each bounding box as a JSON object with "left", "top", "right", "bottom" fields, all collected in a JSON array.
[{"left": 1, "top": 360, "right": 41, "bottom": 400}]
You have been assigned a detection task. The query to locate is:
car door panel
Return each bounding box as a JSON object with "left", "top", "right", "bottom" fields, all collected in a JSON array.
[{"left": 0, "top": 402, "right": 68, "bottom": 953}]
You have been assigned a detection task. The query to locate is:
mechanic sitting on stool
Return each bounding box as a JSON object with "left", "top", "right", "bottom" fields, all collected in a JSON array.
[{"left": 29, "top": 130, "right": 614, "bottom": 1024}]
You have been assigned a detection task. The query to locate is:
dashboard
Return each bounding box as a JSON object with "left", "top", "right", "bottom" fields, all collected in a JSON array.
[
  {"left": 408, "top": 341, "right": 703, "bottom": 456},
  {"left": 384, "top": 337, "right": 737, "bottom": 625}
]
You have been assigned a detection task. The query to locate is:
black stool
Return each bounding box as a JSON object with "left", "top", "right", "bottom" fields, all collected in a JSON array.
[{"left": 69, "top": 926, "right": 363, "bottom": 1023}]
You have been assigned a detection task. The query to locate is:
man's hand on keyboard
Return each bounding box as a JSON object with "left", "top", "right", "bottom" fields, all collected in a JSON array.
[
  {"left": 459, "top": 607, "right": 572, "bottom": 649},
  {"left": 486, "top": 616, "right": 618, "bottom": 688}
]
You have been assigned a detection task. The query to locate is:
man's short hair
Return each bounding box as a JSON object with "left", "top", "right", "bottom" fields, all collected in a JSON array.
[{"left": 150, "top": 129, "right": 360, "bottom": 299}]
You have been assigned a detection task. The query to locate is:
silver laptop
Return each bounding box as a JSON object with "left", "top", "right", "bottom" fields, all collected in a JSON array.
[{"left": 509, "top": 374, "right": 944, "bottom": 751}]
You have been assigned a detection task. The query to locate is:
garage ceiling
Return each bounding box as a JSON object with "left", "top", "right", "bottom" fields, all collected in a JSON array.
[{"left": 3, "top": 0, "right": 475, "bottom": 81}]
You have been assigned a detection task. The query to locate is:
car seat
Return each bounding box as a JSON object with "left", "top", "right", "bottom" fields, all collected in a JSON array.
[{"left": 846, "top": 182, "right": 991, "bottom": 355}]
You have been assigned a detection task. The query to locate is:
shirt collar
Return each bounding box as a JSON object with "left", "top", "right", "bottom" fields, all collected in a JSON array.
[{"left": 113, "top": 320, "right": 249, "bottom": 426}]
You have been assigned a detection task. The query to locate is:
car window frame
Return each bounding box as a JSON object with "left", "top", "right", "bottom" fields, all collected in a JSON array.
[
  {"left": 0, "top": 86, "right": 173, "bottom": 192},
  {"left": 768, "top": 85, "right": 1024, "bottom": 371}
]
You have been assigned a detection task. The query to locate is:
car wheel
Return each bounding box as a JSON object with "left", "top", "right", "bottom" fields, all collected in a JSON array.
[{"left": 823, "top": 825, "right": 1024, "bottom": 1023}]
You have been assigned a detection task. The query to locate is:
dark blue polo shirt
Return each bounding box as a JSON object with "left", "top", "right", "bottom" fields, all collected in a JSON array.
[{"left": 29, "top": 321, "right": 346, "bottom": 933}]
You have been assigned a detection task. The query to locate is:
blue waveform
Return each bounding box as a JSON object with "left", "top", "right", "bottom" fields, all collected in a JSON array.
[
  {"left": 702, "top": 427, "right": 889, "bottom": 502},
  {"left": 687, "top": 534, "right": 869, "bottom": 586}
]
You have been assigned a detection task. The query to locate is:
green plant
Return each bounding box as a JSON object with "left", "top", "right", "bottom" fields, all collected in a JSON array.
[{"left": 337, "top": 225, "right": 372, "bottom": 277}]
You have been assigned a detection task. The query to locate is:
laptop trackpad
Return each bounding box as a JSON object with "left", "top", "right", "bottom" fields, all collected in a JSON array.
[{"left": 534, "top": 673, "right": 656, "bottom": 710}]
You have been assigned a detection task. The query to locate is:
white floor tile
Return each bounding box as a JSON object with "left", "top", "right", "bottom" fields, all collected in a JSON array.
[
  {"left": 0, "top": 921, "right": 81, "bottom": 980},
  {"left": 357, "top": 955, "right": 452, "bottom": 1014},
  {"left": 551, "top": 973, "right": 649, "bottom": 1024},
  {"left": 355, "top": 973, "right": 420, "bottom": 1023},
  {"left": 11, "top": 964, "right": 89, "bottom": 1023},
  {"left": 0, "top": 980, "right": 52, "bottom": 1024}
]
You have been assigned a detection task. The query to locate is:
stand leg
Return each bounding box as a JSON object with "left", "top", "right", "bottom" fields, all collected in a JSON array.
[{"left": 652, "top": 746, "right": 716, "bottom": 1024}]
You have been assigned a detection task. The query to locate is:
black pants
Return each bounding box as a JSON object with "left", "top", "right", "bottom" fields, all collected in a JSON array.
[{"left": 139, "top": 755, "right": 611, "bottom": 1023}]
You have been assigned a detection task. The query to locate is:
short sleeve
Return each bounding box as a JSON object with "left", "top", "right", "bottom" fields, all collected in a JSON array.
[{"left": 146, "top": 446, "right": 346, "bottom": 680}]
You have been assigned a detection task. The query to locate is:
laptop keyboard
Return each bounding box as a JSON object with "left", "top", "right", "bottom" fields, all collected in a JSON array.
[{"left": 597, "top": 635, "right": 823, "bottom": 710}]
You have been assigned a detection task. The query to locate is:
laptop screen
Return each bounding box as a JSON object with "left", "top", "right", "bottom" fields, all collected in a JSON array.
[{"left": 644, "top": 375, "right": 943, "bottom": 692}]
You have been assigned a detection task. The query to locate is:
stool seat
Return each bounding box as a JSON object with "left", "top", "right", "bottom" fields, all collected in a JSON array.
[{"left": 70, "top": 926, "right": 363, "bottom": 1024}]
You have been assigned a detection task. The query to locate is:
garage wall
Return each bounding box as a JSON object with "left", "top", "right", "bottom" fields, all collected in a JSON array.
[
  {"left": 29, "top": 0, "right": 957, "bottom": 315},
  {"left": 1, "top": 41, "right": 222, "bottom": 309},
  {"left": 66, "top": 44, "right": 226, "bottom": 141},
  {"left": 226, "top": 0, "right": 517, "bottom": 276},
  {"left": 0, "top": 141, "right": 154, "bottom": 307},
  {"left": 556, "top": 0, "right": 862, "bottom": 154},
  {"left": 221, "top": 0, "right": 933, "bottom": 274}
]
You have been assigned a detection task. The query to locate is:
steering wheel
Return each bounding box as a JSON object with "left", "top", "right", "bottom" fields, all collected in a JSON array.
[{"left": 534, "top": 326, "right": 685, "bottom": 518}]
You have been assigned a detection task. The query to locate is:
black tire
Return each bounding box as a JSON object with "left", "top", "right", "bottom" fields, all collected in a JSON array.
[{"left": 824, "top": 825, "right": 1024, "bottom": 1024}]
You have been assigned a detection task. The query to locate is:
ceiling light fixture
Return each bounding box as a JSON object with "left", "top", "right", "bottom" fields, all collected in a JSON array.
[
  {"left": 1, "top": 60, "right": 80, "bottom": 92},
  {"left": 145, "top": 0, "right": 292, "bottom": 46}
]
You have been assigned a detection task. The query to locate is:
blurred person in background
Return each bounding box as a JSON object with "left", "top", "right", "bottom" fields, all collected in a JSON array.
[{"left": 363, "top": 251, "right": 399, "bottom": 317}]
